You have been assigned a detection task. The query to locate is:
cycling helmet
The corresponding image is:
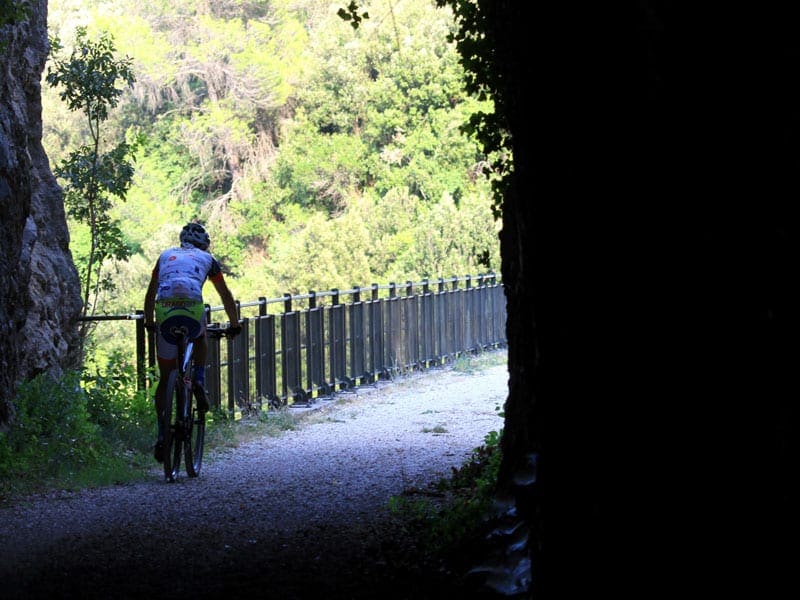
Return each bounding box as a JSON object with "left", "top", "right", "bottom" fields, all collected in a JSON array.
[{"left": 180, "top": 222, "right": 210, "bottom": 250}]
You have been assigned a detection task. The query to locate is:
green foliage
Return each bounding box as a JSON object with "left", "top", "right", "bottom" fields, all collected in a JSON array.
[
  {"left": 436, "top": 0, "right": 513, "bottom": 218},
  {"left": 46, "top": 26, "right": 138, "bottom": 332},
  {"left": 0, "top": 372, "right": 104, "bottom": 495},
  {"left": 388, "top": 428, "right": 503, "bottom": 557},
  {"left": 0, "top": 363, "right": 161, "bottom": 499},
  {"left": 41, "top": 0, "right": 502, "bottom": 332},
  {"left": 265, "top": 206, "right": 373, "bottom": 294},
  {"left": 0, "top": 354, "right": 308, "bottom": 501},
  {"left": 445, "top": 429, "right": 502, "bottom": 494},
  {"left": 56, "top": 142, "right": 137, "bottom": 289},
  {"left": 83, "top": 351, "right": 154, "bottom": 453},
  {"left": 46, "top": 28, "right": 134, "bottom": 122},
  {"left": 274, "top": 128, "right": 367, "bottom": 214}
]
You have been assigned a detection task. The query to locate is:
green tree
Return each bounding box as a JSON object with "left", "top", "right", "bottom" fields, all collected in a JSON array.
[
  {"left": 39, "top": 0, "right": 500, "bottom": 321},
  {"left": 45, "top": 27, "right": 138, "bottom": 344}
]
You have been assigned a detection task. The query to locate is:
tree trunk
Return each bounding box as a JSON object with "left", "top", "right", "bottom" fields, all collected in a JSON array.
[{"left": 0, "top": 0, "right": 82, "bottom": 427}]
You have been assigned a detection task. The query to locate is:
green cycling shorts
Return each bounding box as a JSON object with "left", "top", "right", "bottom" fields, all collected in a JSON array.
[{"left": 155, "top": 298, "right": 206, "bottom": 347}]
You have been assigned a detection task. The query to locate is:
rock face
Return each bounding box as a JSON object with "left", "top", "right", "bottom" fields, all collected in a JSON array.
[{"left": 0, "top": 1, "right": 82, "bottom": 426}]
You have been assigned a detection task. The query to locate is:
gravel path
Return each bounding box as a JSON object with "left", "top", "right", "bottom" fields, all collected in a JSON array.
[{"left": 0, "top": 354, "right": 508, "bottom": 599}]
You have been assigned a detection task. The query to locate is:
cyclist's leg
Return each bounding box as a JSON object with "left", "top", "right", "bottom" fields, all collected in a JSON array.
[
  {"left": 153, "top": 303, "right": 180, "bottom": 462},
  {"left": 154, "top": 358, "right": 176, "bottom": 417},
  {"left": 153, "top": 356, "right": 176, "bottom": 462},
  {"left": 194, "top": 331, "right": 207, "bottom": 365},
  {"left": 187, "top": 311, "right": 209, "bottom": 411}
]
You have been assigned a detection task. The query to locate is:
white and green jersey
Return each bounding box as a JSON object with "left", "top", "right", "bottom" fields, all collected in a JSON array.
[{"left": 153, "top": 243, "right": 223, "bottom": 302}]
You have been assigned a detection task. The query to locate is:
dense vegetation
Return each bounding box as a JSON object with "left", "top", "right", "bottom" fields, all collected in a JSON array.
[
  {"left": 2, "top": 0, "right": 504, "bottom": 541},
  {"left": 0, "top": 3, "right": 517, "bottom": 593},
  {"left": 41, "top": 0, "right": 500, "bottom": 374}
]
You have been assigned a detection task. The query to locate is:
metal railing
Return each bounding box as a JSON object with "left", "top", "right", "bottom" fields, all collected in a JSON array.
[{"left": 83, "top": 273, "right": 507, "bottom": 412}]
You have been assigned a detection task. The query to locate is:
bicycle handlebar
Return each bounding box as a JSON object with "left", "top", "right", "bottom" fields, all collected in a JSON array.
[
  {"left": 206, "top": 324, "right": 242, "bottom": 339},
  {"left": 144, "top": 322, "right": 241, "bottom": 338}
]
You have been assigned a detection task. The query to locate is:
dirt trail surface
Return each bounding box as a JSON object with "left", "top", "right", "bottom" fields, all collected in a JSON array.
[{"left": 0, "top": 355, "right": 508, "bottom": 599}]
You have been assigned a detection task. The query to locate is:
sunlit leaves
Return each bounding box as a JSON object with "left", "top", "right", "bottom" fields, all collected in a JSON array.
[
  {"left": 46, "top": 27, "right": 137, "bottom": 330},
  {"left": 41, "top": 0, "right": 501, "bottom": 318},
  {"left": 46, "top": 27, "right": 134, "bottom": 125}
]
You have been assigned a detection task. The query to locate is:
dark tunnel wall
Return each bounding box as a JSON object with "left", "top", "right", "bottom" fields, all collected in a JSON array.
[{"left": 492, "top": 3, "right": 796, "bottom": 596}]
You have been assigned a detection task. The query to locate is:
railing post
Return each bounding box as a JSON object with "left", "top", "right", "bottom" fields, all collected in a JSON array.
[
  {"left": 369, "top": 283, "right": 383, "bottom": 379},
  {"left": 435, "top": 278, "right": 445, "bottom": 363},
  {"left": 232, "top": 317, "right": 249, "bottom": 409},
  {"left": 405, "top": 280, "right": 419, "bottom": 367},
  {"left": 420, "top": 279, "right": 432, "bottom": 365},
  {"left": 465, "top": 275, "right": 474, "bottom": 351},
  {"left": 452, "top": 275, "right": 463, "bottom": 355},
  {"left": 477, "top": 273, "right": 487, "bottom": 348},
  {"left": 281, "top": 297, "right": 305, "bottom": 404},
  {"left": 351, "top": 284, "right": 366, "bottom": 383},
  {"left": 386, "top": 282, "right": 396, "bottom": 374},
  {"left": 206, "top": 326, "right": 222, "bottom": 411},
  {"left": 329, "top": 288, "right": 349, "bottom": 389},
  {"left": 135, "top": 310, "right": 146, "bottom": 391},
  {"left": 147, "top": 312, "right": 156, "bottom": 378},
  {"left": 226, "top": 327, "right": 236, "bottom": 415},
  {"left": 306, "top": 289, "right": 328, "bottom": 398}
]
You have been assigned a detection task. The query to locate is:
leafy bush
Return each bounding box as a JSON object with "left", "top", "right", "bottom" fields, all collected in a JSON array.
[
  {"left": 388, "top": 428, "right": 503, "bottom": 557},
  {"left": 0, "top": 357, "right": 156, "bottom": 500},
  {"left": 83, "top": 350, "right": 154, "bottom": 453},
  {"left": 0, "top": 371, "right": 103, "bottom": 487}
]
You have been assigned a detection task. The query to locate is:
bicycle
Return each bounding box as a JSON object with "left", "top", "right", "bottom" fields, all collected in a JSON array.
[{"left": 160, "top": 324, "right": 237, "bottom": 483}]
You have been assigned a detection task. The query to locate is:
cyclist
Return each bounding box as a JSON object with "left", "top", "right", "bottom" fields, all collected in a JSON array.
[{"left": 143, "top": 222, "right": 241, "bottom": 463}]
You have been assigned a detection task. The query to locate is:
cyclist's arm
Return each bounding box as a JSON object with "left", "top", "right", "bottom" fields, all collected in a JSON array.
[
  {"left": 210, "top": 273, "right": 239, "bottom": 328},
  {"left": 143, "top": 264, "right": 159, "bottom": 327}
]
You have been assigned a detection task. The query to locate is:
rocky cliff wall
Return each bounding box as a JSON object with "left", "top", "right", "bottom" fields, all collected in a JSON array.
[{"left": 0, "top": 1, "right": 82, "bottom": 426}]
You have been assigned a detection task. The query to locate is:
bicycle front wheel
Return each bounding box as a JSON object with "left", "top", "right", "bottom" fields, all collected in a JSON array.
[
  {"left": 184, "top": 394, "right": 206, "bottom": 477},
  {"left": 162, "top": 370, "right": 182, "bottom": 482}
]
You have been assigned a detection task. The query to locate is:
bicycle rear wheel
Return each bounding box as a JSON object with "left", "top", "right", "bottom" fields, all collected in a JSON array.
[
  {"left": 184, "top": 394, "right": 206, "bottom": 477},
  {"left": 162, "top": 370, "right": 182, "bottom": 482}
]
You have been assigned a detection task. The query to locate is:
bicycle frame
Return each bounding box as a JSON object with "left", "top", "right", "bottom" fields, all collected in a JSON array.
[{"left": 180, "top": 337, "right": 195, "bottom": 383}]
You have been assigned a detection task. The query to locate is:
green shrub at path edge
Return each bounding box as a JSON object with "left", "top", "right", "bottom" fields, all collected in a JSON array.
[{"left": 0, "top": 367, "right": 152, "bottom": 500}]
